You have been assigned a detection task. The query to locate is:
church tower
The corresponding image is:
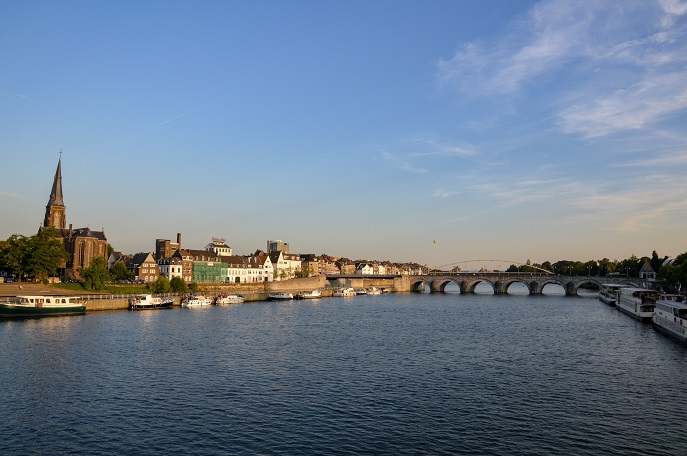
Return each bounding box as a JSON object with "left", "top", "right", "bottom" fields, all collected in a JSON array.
[{"left": 44, "top": 158, "right": 67, "bottom": 229}]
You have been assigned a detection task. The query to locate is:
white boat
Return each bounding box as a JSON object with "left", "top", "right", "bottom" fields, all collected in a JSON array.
[
  {"left": 366, "top": 287, "right": 382, "bottom": 295},
  {"left": 355, "top": 288, "right": 367, "bottom": 295},
  {"left": 0, "top": 295, "right": 85, "bottom": 318},
  {"left": 598, "top": 284, "right": 625, "bottom": 306},
  {"left": 296, "top": 290, "right": 322, "bottom": 299},
  {"left": 215, "top": 293, "right": 245, "bottom": 305},
  {"left": 652, "top": 294, "right": 687, "bottom": 344},
  {"left": 333, "top": 287, "right": 356, "bottom": 297},
  {"left": 181, "top": 294, "right": 212, "bottom": 307},
  {"left": 129, "top": 294, "right": 174, "bottom": 310},
  {"left": 269, "top": 292, "right": 293, "bottom": 301},
  {"left": 616, "top": 288, "right": 659, "bottom": 322}
]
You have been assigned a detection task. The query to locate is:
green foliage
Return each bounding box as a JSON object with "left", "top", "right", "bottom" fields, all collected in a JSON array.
[
  {"left": 657, "top": 262, "right": 687, "bottom": 293},
  {"left": 80, "top": 256, "right": 112, "bottom": 290},
  {"left": 0, "top": 234, "right": 29, "bottom": 279},
  {"left": 0, "top": 229, "right": 68, "bottom": 281},
  {"left": 170, "top": 276, "right": 188, "bottom": 293},
  {"left": 150, "top": 275, "right": 171, "bottom": 293},
  {"left": 188, "top": 282, "right": 200, "bottom": 292},
  {"left": 110, "top": 261, "right": 134, "bottom": 281},
  {"left": 24, "top": 228, "right": 70, "bottom": 281}
]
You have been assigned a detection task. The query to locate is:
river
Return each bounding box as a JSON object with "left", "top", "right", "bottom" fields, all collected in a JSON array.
[{"left": 1, "top": 288, "right": 685, "bottom": 455}]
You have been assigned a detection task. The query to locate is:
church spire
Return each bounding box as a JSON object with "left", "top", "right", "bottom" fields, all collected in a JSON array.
[
  {"left": 47, "top": 156, "right": 64, "bottom": 206},
  {"left": 44, "top": 155, "right": 66, "bottom": 229}
]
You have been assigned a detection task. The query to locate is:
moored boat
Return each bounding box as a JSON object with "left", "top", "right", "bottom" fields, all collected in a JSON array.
[
  {"left": 296, "top": 290, "right": 322, "bottom": 299},
  {"left": 355, "top": 288, "right": 367, "bottom": 295},
  {"left": 129, "top": 294, "right": 174, "bottom": 310},
  {"left": 652, "top": 294, "right": 687, "bottom": 344},
  {"left": 598, "top": 284, "right": 625, "bottom": 306},
  {"left": 269, "top": 292, "right": 294, "bottom": 301},
  {"left": 181, "top": 294, "right": 212, "bottom": 307},
  {"left": 0, "top": 295, "right": 85, "bottom": 318},
  {"left": 333, "top": 287, "right": 356, "bottom": 297},
  {"left": 366, "top": 286, "right": 382, "bottom": 295},
  {"left": 215, "top": 293, "right": 245, "bottom": 305},
  {"left": 616, "top": 288, "right": 659, "bottom": 322}
]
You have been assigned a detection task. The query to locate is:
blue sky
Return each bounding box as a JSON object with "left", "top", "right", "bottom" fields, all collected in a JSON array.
[{"left": 1, "top": 0, "right": 686, "bottom": 269}]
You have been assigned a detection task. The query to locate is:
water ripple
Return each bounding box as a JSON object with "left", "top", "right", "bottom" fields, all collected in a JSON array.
[{"left": 1, "top": 294, "right": 686, "bottom": 455}]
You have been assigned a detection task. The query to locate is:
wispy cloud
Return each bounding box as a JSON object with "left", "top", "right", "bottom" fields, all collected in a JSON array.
[
  {"left": 409, "top": 138, "right": 478, "bottom": 158},
  {"left": 560, "top": 71, "right": 687, "bottom": 138},
  {"left": 1, "top": 91, "right": 29, "bottom": 100},
  {"left": 157, "top": 95, "right": 226, "bottom": 126},
  {"left": 436, "top": 0, "right": 687, "bottom": 138},
  {"left": 0, "top": 191, "right": 22, "bottom": 199},
  {"left": 381, "top": 151, "right": 428, "bottom": 174}
]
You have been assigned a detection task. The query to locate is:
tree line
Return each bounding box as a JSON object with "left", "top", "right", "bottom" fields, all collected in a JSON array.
[
  {"left": 1, "top": 230, "right": 685, "bottom": 293},
  {"left": 506, "top": 250, "right": 687, "bottom": 292},
  {"left": 0, "top": 230, "right": 197, "bottom": 292}
]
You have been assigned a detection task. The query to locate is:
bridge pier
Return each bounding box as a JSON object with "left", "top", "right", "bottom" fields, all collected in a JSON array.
[
  {"left": 460, "top": 282, "right": 472, "bottom": 294},
  {"left": 530, "top": 282, "right": 543, "bottom": 295},
  {"left": 494, "top": 282, "right": 508, "bottom": 295},
  {"left": 430, "top": 281, "right": 443, "bottom": 293}
]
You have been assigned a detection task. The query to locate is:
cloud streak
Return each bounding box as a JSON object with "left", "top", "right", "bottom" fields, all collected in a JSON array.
[
  {"left": 436, "top": 0, "right": 687, "bottom": 138},
  {"left": 157, "top": 95, "right": 226, "bottom": 126}
]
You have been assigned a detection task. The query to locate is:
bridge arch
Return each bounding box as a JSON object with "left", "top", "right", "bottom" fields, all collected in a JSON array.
[
  {"left": 533, "top": 279, "right": 566, "bottom": 295},
  {"left": 410, "top": 279, "right": 430, "bottom": 293},
  {"left": 463, "top": 278, "right": 497, "bottom": 294},
  {"left": 500, "top": 279, "right": 532, "bottom": 295},
  {"left": 432, "top": 278, "right": 462, "bottom": 293}
]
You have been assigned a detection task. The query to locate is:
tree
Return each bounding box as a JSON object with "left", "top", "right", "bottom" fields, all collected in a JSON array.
[
  {"left": 0, "top": 234, "right": 29, "bottom": 280},
  {"left": 150, "top": 275, "right": 171, "bottom": 293},
  {"left": 170, "top": 276, "right": 188, "bottom": 293},
  {"left": 110, "top": 261, "right": 133, "bottom": 281},
  {"left": 80, "top": 256, "right": 111, "bottom": 290},
  {"left": 188, "top": 282, "right": 200, "bottom": 292},
  {"left": 0, "top": 228, "right": 68, "bottom": 282},
  {"left": 650, "top": 250, "right": 663, "bottom": 273},
  {"left": 24, "top": 229, "right": 70, "bottom": 282}
]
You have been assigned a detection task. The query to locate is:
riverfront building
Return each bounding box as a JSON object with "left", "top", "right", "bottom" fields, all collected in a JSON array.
[{"left": 41, "top": 158, "right": 108, "bottom": 281}]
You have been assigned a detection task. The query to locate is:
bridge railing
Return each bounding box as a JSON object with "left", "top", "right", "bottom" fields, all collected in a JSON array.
[{"left": 426, "top": 271, "right": 554, "bottom": 278}]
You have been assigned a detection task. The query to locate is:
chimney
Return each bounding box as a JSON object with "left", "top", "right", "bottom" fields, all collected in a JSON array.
[
  {"left": 177, "top": 233, "right": 182, "bottom": 248},
  {"left": 69, "top": 224, "right": 73, "bottom": 238}
]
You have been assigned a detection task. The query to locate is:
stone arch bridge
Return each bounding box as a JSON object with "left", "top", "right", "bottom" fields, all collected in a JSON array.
[{"left": 409, "top": 272, "right": 639, "bottom": 296}]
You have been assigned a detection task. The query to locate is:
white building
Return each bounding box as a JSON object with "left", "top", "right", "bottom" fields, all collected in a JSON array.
[
  {"left": 356, "top": 263, "right": 374, "bottom": 275},
  {"left": 222, "top": 253, "right": 274, "bottom": 283},
  {"left": 206, "top": 238, "right": 232, "bottom": 256},
  {"left": 269, "top": 250, "right": 301, "bottom": 281},
  {"left": 158, "top": 255, "right": 184, "bottom": 281}
]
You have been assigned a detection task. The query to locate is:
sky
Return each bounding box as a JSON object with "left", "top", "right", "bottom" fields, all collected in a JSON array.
[{"left": 1, "top": 0, "right": 686, "bottom": 269}]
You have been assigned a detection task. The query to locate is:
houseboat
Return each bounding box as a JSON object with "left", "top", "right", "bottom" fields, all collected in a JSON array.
[
  {"left": 296, "top": 290, "right": 322, "bottom": 299},
  {"left": 0, "top": 295, "right": 85, "bottom": 318},
  {"left": 652, "top": 294, "right": 687, "bottom": 344},
  {"left": 598, "top": 284, "right": 625, "bottom": 306},
  {"left": 333, "top": 287, "right": 356, "bottom": 297},
  {"left": 215, "top": 294, "right": 245, "bottom": 305},
  {"left": 616, "top": 288, "right": 659, "bottom": 322},
  {"left": 181, "top": 294, "right": 212, "bottom": 307},
  {"left": 269, "top": 292, "right": 294, "bottom": 301},
  {"left": 129, "top": 294, "right": 174, "bottom": 310}
]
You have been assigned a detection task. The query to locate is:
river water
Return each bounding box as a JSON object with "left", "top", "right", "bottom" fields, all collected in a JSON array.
[{"left": 1, "top": 288, "right": 685, "bottom": 455}]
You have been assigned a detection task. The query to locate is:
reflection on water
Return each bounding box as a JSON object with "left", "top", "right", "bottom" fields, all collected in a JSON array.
[{"left": 1, "top": 293, "right": 686, "bottom": 455}]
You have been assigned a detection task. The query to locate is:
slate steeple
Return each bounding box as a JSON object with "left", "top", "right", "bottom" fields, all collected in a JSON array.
[{"left": 44, "top": 157, "right": 67, "bottom": 229}]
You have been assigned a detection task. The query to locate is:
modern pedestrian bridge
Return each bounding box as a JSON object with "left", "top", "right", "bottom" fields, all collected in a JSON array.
[{"left": 410, "top": 272, "right": 639, "bottom": 296}]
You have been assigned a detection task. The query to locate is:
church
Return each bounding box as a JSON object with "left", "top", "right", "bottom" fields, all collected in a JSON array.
[{"left": 41, "top": 158, "right": 108, "bottom": 281}]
